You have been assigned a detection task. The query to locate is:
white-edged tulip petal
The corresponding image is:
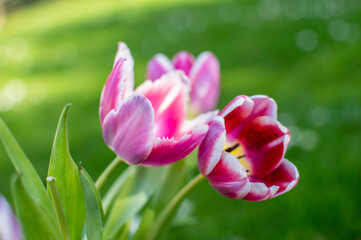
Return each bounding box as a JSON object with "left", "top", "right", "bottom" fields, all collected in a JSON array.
[
  {"left": 250, "top": 95, "right": 277, "bottom": 120},
  {"left": 136, "top": 71, "right": 189, "bottom": 139},
  {"left": 209, "top": 179, "right": 250, "bottom": 199},
  {"left": 189, "top": 52, "right": 220, "bottom": 113},
  {"left": 100, "top": 58, "right": 132, "bottom": 124},
  {"left": 179, "top": 110, "right": 218, "bottom": 137},
  {"left": 141, "top": 124, "right": 209, "bottom": 166},
  {"left": 220, "top": 95, "right": 254, "bottom": 142},
  {"left": 102, "top": 94, "right": 154, "bottom": 165},
  {"left": 240, "top": 116, "right": 290, "bottom": 175},
  {"left": 243, "top": 182, "right": 279, "bottom": 201},
  {"left": 146, "top": 53, "right": 174, "bottom": 81},
  {"left": 198, "top": 116, "right": 226, "bottom": 176},
  {"left": 172, "top": 51, "right": 195, "bottom": 76},
  {"left": 207, "top": 151, "right": 248, "bottom": 182},
  {"left": 113, "top": 42, "right": 134, "bottom": 99},
  {"left": 250, "top": 159, "right": 299, "bottom": 198}
]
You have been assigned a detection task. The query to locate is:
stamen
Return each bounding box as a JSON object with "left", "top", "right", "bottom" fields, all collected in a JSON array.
[
  {"left": 237, "top": 154, "right": 246, "bottom": 159},
  {"left": 225, "top": 143, "right": 240, "bottom": 153},
  {"left": 246, "top": 170, "right": 250, "bottom": 173}
]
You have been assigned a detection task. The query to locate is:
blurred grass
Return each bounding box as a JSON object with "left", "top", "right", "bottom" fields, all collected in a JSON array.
[{"left": 1, "top": 0, "right": 361, "bottom": 239}]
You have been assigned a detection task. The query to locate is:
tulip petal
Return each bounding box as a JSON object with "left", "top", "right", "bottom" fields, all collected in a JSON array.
[
  {"left": 243, "top": 182, "right": 279, "bottom": 201},
  {"left": 198, "top": 116, "right": 226, "bottom": 176},
  {"left": 102, "top": 94, "right": 154, "bottom": 165},
  {"left": 189, "top": 52, "right": 220, "bottom": 113},
  {"left": 172, "top": 51, "right": 195, "bottom": 76},
  {"left": 180, "top": 110, "right": 218, "bottom": 137},
  {"left": 136, "top": 71, "right": 189, "bottom": 139},
  {"left": 100, "top": 58, "right": 132, "bottom": 123},
  {"left": 240, "top": 116, "right": 290, "bottom": 175},
  {"left": 207, "top": 151, "right": 248, "bottom": 182},
  {"left": 0, "top": 195, "right": 23, "bottom": 240},
  {"left": 220, "top": 95, "right": 254, "bottom": 142},
  {"left": 250, "top": 95, "right": 277, "bottom": 119},
  {"left": 113, "top": 42, "right": 134, "bottom": 99},
  {"left": 250, "top": 159, "right": 299, "bottom": 197},
  {"left": 146, "top": 54, "right": 174, "bottom": 81},
  {"left": 209, "top": 179, "right": 250, "bottom": 199},
  {"left": 142, "top": 124, "right": 209, "bottom": 166}
]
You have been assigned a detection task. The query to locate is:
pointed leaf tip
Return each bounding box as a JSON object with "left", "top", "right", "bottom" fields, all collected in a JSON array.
[{"left": 47, "top": 105, "right": 85, "bottom": 240}]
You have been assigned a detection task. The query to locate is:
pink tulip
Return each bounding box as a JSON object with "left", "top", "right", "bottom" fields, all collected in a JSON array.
[
  {"left": 100, "top": 43, "right": 209, "bottom": 166},
  {"left": 147, "top": 51, "right": 220, "bottom": 114},
  {"left": 0, "top": 195, "right": 23, "bottom": 240},
  {"left": 198, "top": 95, "right": 299, "bottom": 201}
]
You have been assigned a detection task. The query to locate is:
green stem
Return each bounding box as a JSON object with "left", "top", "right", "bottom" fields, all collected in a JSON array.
[
  {"left": 147, "top": 173, "right": 205, "bottom": 240},
  {"left": 47, "top": 176, "right": 71, "bottom": 240},
  {"left": 95, "top": 156, "right": 122, "bottom": 191}
]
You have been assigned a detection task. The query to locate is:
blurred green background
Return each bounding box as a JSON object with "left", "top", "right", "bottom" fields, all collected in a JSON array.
[{"left": 0, "top": 0, "right": 360, "bottom": 239}]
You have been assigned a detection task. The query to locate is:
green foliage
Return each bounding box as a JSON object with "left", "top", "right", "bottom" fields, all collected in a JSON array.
[
  {"left": 0, "top": 118, "right": 53, "bottom": 212},
  {"left": 47, "top": 104, "right": 86, "bottom": 240},
  {"left": 79, "top": 165, "right": 104, "bottom": 240},
  {"left": 11, "top": 175, "right": 62, "bottom": 240},
  {"left": 102, "top": 166, "right": 169, "bottom": 239},
  {"left": 104, "top": 192, "right": 147, "bottom": 238},
  {"left": 1, "top": 0, "right": 361, "bottom": 239}
]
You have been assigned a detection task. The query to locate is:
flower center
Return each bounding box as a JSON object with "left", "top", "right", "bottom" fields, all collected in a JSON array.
[{"left": 224, "top": 143, "right": 251, "bottom": 173}]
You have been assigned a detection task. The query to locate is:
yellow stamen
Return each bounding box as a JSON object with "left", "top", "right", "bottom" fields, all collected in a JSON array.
[{"left": 224, "top": 142, "right": 252, "bottom": 173}]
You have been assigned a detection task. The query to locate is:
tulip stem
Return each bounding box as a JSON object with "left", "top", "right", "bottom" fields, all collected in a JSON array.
[
  {"left": 47, "top": 176, "right": 71, "bottom": 240},
  {"left": 95, "top": 156, "right": 122, "bottom": 191},
  {"left": 147, "top": 173, "right": 205, "bottom": 240}
]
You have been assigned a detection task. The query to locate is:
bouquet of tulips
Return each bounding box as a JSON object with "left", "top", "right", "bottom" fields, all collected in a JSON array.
[{"left": 0, "top": 42, "right": 299, "bottom": 240}]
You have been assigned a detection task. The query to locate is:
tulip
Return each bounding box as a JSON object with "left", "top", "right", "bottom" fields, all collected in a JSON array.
[
  {"left": 147, "top": 51, "right": 220, "bottom": 114},
  {"left": 0, "top": 195, "right": 23, "bottom": 240},
  {"left": 100, "top": 43, "right": 209, "bottom": 166},
  {"left": 198, "top": 95, "right": 299, "bottom": 201}
]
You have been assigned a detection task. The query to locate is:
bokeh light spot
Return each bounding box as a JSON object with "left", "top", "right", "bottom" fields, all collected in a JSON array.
[
  {"left": 219, "top": 1, "right": 241, "bottom": 23},
  {"left": 0, "top": 79, "right": 27, "bottom": 112},
  {"left": 9, "top": 38, "right": 29, "bottom": 62},
  {"left": 328, "top": 19, "right": 350, "bottom": 42},
  {"left": 295, "top": 29, "right": 319, "bottom": 52}
]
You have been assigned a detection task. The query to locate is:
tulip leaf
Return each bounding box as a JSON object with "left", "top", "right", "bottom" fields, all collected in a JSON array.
[
  {"left": 151, "top": 159, "right": 186, "bottom": 212},
  {"left": 79, "top": 164, "right": 104, "bottom": 240},
  {"left": 133, "top": 208, "right": 156, "bottom": 240},
  {"left": 102, "top": 165, "right": 137, "bottom": 213},
  {"left": 118, "top": 219, "right": 132, "bottom": 240},
  {"left": 0, "top": 118, "right": 52, "bottom": 212},
  {"left": 11, "top": 175, "right": 62, "bottom": 240},
  {"left": 130, "top": 166, "right": 169, "bottom": 197},
  {"left": 103, "top": 192, "right": 147, "bottom": 238},
  {"left": 47, "top": 104, "right": 85, "bottom": 240}
]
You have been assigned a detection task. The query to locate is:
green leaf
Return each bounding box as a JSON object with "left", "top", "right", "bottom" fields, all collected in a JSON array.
[
  {"left": 11, "top": 175, "right": 62, "bottom": 240},
  {"left": 118, "top": 220, "right": 132, "bottom": 240},
  {"left": 130, "top": 166, "right": 169, "bottom": 197},
  {"left": 102, "top": 165, "right": 137, "bottom": 213},
  {"left": 79, "top": 164, "right": 104, "bottom": 240},
  {"left": 151, "top": 160, "right": 186, "bottom": 212},
  {"left": 132, "top": 208, "right": 155, "bottom": 240},
  {"left": 47, "top": 104, "right": 85, "bottom": 240},
  {"left": 102, "top": 166, "right": 169, "bottom": 238},
  {"left": 0, "top": 118, "right": 52, "bottom": 212},
  {"left": 103, "top": 192, "right": 147, "bottom": 238}
]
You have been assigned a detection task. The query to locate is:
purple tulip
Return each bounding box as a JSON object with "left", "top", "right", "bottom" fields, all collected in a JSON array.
[
  {"left": 147, "top": 51, "right": 220, "bottom": 114},
  {"left": 198, "top": 95, "right": 299, "bottom": 201},
  {"left": 0, "top": 195, "right": 23, "bottom": 240},
  {"left": 100, "top": 43, "right": 209, "bottom": 166}
]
